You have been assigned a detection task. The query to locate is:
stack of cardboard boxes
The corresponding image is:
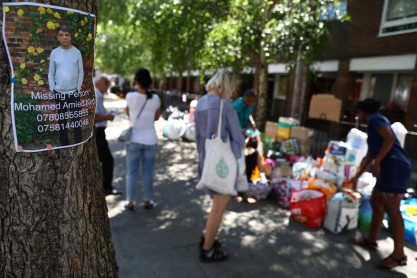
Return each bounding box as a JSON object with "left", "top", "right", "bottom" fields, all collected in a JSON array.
[{"left": 264, "top": 118, "right": 314, "bottom": 156}]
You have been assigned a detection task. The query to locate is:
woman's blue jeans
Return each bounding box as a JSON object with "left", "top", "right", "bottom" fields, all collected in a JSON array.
[{"left": 125, "top": 142, "right": 157, "bottom": 203}]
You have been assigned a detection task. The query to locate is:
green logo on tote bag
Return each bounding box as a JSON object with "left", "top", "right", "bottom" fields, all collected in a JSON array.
[{"left": 216, "top": 158, "right": 229, "bottom": 178}]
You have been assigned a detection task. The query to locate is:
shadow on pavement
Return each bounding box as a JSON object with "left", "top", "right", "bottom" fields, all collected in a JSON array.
[{"left": 102, "top": 95, "right": 416, "bottom": 278}]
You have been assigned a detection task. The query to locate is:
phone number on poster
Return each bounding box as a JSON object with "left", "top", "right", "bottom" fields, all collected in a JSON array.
[
  {"left": 36, "top": 110, "right": 89, "bottom": 122},
  {"left": 37, "top": 119, "right": 90, "bottom": 132}
]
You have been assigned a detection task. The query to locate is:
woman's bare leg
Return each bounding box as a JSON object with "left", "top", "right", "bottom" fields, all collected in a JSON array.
[
  {"left": 203, "top": 194, "right": 231, "bottom": 251},
  {"left": 382, "top": 194, "right": 405, "bottom": 259},
  {"left": 367, "top": 189, "right": 385, "bottom": 243}
]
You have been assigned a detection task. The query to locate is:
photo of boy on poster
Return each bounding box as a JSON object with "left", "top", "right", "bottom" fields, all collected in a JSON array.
[
  {"left": 48, "top": 25, "right": 84, "bottom": 145},
  {"left": 2, "top": 3, "right": 96, "bottom": 152}
]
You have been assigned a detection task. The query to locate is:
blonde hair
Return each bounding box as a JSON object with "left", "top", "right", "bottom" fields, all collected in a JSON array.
[{"left": 205, "top": 69, "right": 235, "bottom": 99}]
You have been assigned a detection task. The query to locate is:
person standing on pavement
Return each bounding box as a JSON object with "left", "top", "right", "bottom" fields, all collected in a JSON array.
[
  {"left": 94, "top": 74, "right": 121, "bottom": 196},
  {"left": 232, "top": 89, "right": 265, "bottom": 200},
  {"left": 350, "top": 98, "right": 411, "bottom": 270},
  {"left": 232, "top": 89, "right": 257, "bottom": 131},
  {"left": 124, "top": 68, "right": 161, "bottom": 211},
  {"left": 195, "top": 69, "right": 245, "bottom": 262}
]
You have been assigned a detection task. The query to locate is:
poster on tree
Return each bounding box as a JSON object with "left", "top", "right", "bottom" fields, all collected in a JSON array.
[{"left": 2, "top": 2, "right": 96, "bottom": 152}]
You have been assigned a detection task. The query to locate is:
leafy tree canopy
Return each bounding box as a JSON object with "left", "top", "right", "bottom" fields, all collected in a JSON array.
[{"left": 96, "top": 0, "right": 347, "bottom": 76}]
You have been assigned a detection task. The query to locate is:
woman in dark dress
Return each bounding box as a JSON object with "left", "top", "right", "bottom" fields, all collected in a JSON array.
[{"left": 351, "top": 98, "right": 411, "bottom": 270}]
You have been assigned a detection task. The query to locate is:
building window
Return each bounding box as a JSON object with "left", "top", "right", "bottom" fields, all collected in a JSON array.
[
  {"left": 272, "top": 75, "right": 288, "bottom": 100},
  {"left": 380, "top": 0, "right": 417, "bottom": 36},
  {"left": 370, "top": 72, "right": 412, "bottom": 111}
]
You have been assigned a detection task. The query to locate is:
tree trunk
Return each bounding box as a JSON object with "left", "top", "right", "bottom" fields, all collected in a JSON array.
[
  {"left": 0, "top": 1, "right": 118, "bottom": 277},
  {"left": 255, "top": 48, "right": 268, "bottom": 131},
  {"left": 291, "top": 53, "right": 307, "bottom": 122}
]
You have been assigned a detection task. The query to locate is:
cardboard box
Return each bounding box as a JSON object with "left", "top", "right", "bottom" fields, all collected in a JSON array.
[
  {"left": 264, "top": 121, "right": 278, "bottom": 141},
  {"left": 277, "top": 117, "right": 299, "bottom": 140},
  {"left": 273, "top": 165, "right": 292, "bottom": 178},
  {"left": 291, "top": 126, "right": 314, "bottom": 146},
  {"left": 309, "top": 94, "right": 342, "bottom": 122}
]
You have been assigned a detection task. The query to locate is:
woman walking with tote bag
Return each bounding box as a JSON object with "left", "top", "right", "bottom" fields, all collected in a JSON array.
[{"left": 195, "top": 69, "right": 245, "bottom": 262}]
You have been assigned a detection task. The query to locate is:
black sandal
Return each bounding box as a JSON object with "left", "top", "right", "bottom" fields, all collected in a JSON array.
[
  {"left": 376, "top": 255, "right": 407, "bottom": 270},
  {"left": 199, "top": 236, "right": 222, "bottom": 249},
  {"left": 200, "top": 247, "right": 228, "bottom": 262},
  {"left": 349, "top": 237, "right": 378, "bottom": 250}
]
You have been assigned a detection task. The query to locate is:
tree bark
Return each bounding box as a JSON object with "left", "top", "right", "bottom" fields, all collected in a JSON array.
[
  {"left": 0, "top": 1, "right": 118, "bottom": 277},
  {"left": 291, "top": 53, "right": 307, "bottom": 121},
  {"left": 255, "top": 46, "right": 268, "bottom": 131},
  {"left": 253, "top": 4, "right": 270, "bottom": 130}
]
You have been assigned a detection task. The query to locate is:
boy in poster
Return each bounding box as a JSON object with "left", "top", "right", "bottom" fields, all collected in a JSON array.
[{"left": 48, "top": 25, "right": 84, "bottom": 145}]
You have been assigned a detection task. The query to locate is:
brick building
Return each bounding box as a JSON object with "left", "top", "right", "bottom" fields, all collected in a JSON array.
[{"left": 257, "top": 0, "right": 417, "bottom": 160}]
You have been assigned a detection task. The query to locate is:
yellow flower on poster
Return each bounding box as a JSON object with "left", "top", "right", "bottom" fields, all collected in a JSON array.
[
  {"left": 38, "top": 7, "right": 45, "bottom": 14},
  {"left": 54, "top": 12, "right": 61, "bottom": 19},
  {"left": 36, "top": 28, "right": 43, "bottom": 33},
  {"left": 81, "top": 20, "right": 85, "bottom": 26},
  {"left": 4, "top": 6, "right": 9, "bottom": 12},
  {"left": 27, "top": 46, "right": 35, "bottom": 54},
  {"left": 38, "top": 80, "right": 44, "bottom": 86},
  {"left": 84, "top": 17, "right": 88, "bottom": 23},
  {"left": 40, "top": 60, "right": 45, "bottom": 64},
  {"left": 37, "top": 47, "right": 44, "bottom": 54},
  {"left": 20, "top": 63, "right": 26, "bottom": 70},
  {"left": 67, "top": 10, "right": 73, "bottom": 15},
  {"left": 74, "top": 33, "right": 78, "bottom": 38},
  {"left": 21, "top": 78, "right": 27, "bottom": 85},
  {"left": 17, "top": 9, "right": 24, "bottom": 16},
  {"left": 33, "top": 74, "right": 40, "bottom": 81},
  {"left": 47, "top": 21, "right": 56, "bottom": 30},
  {"left": 47, "top": 8, "right": 52, "bottom": 14}
]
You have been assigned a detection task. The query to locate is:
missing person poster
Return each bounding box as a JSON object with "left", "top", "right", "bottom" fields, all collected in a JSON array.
[{"left": 2, "top": 2, "right": 96, "bottom": 152}]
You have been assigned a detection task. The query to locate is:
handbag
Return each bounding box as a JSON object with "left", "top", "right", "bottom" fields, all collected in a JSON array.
[
  {"left": 118, "top": 127, "right": 133, "bottom": 142},
  {"left": 236, "top": 153, "right": 249, "bottom": 192},
  {"left": 118, "top": 98, "right": 148, "bottom": 142},
  {"left": 323, "top": 192, "right": 359, "bottom": 234},
  {"left": 196, "top": 99, "right": 237, "bottom": 195}
]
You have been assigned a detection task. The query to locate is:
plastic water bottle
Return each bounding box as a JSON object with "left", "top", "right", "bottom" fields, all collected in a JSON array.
[{"left": 358, "top": 197, "right": 372, "bottom": 230}]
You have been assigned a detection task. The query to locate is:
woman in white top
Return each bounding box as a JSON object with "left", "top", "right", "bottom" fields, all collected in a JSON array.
[{"left": 124, "top": 68, "right": 161, "bottom": 211}]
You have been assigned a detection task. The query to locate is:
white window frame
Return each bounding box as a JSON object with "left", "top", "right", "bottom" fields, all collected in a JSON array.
[{"left": 379, "top": 0, "right": 417, "bottom": 36}]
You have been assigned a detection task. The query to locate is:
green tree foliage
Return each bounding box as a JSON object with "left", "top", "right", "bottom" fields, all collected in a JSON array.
[
  {"left": 96, "top": 0, "right": 347, "bottom": 126},
  {"left": 132, "top": 0, "right": 230, "bottom": 77},
  {"left": 95, "top": 0, "right": 142, "bottom": 76},
  {"left": 201, "top": 0, "right": 347, "bottom": 126},
  {"left": 96, "top": 0, "right": 229, "bottom": 77}
]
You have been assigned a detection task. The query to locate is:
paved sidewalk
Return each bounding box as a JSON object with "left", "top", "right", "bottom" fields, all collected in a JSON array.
[{"left": 103, "top": 94, "right": 417, "bottom": 278}]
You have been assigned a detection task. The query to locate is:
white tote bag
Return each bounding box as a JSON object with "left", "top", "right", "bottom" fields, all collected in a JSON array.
[
  {"left": 196, "top": 100, "right": 237, "bottom": 195},
  {"left": 236, "top": 154, "right": 249, "bottom": 192}
]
